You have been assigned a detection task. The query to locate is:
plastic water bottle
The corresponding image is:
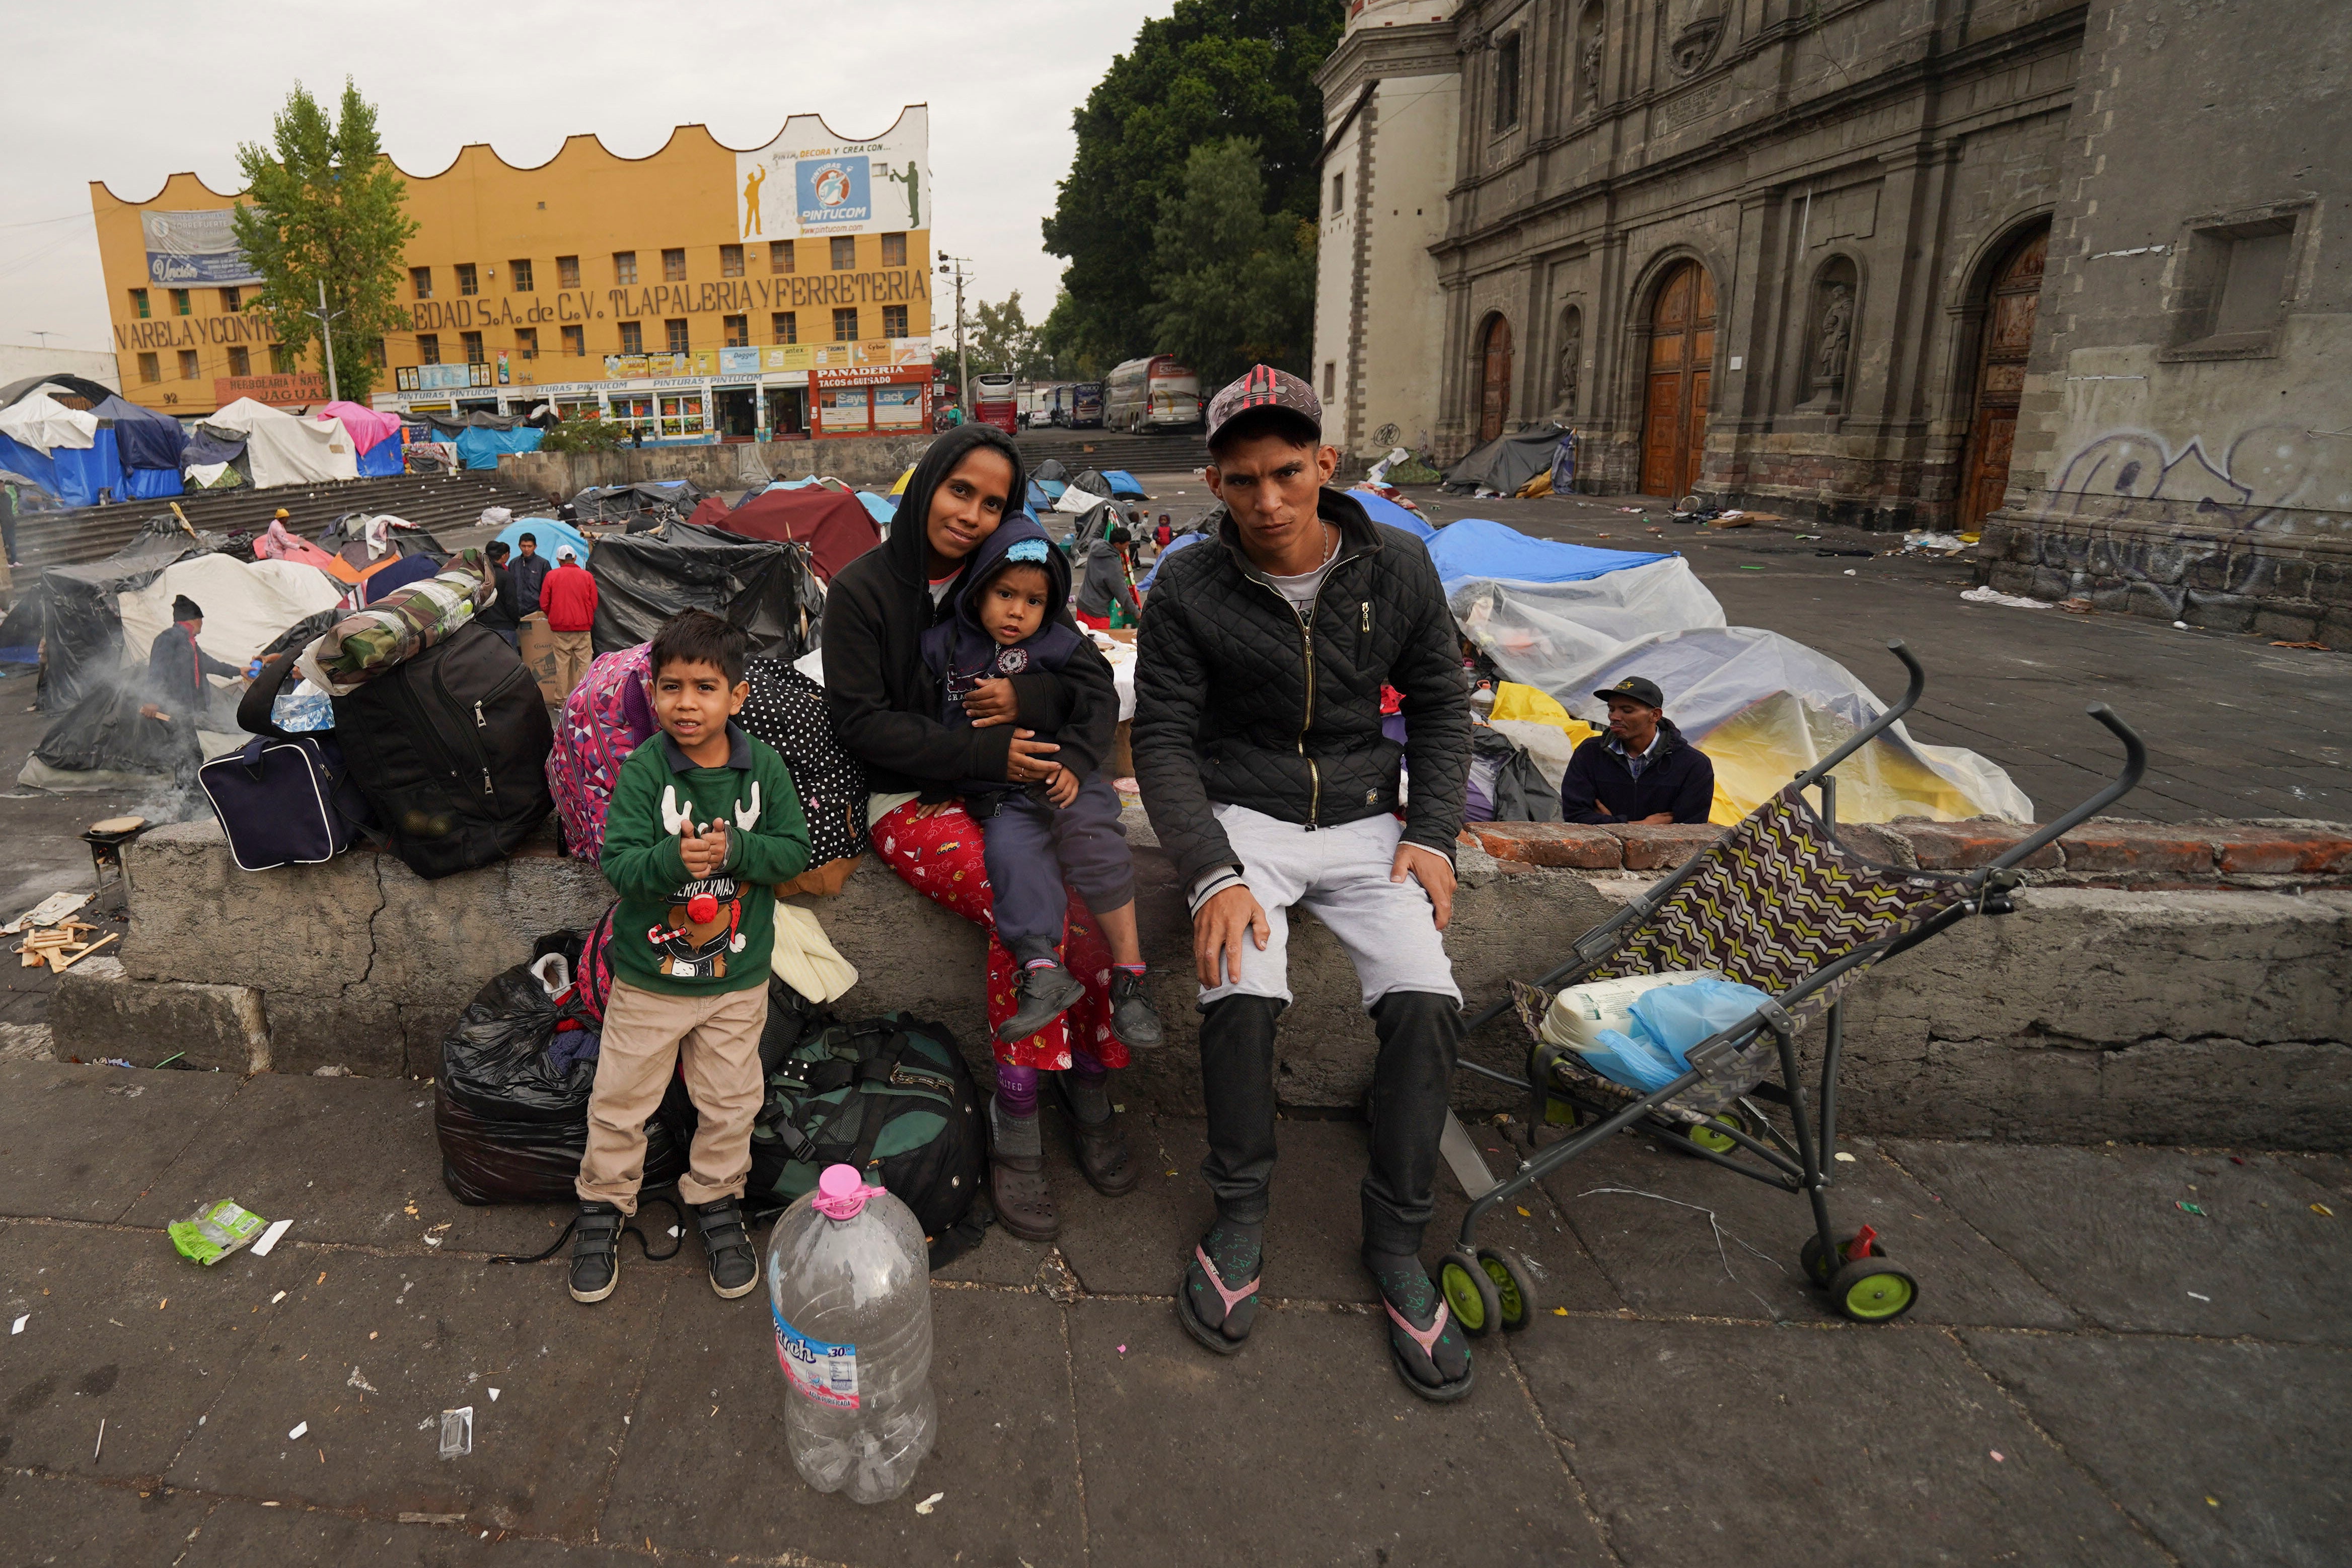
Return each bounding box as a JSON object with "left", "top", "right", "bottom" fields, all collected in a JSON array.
[{"left": 767, "top": 1164, "right": 937, "bottom": 1505}]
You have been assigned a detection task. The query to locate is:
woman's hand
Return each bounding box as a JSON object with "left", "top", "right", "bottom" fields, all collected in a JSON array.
[
  {"left": 963, "top": 676, "right": 1018, "bottom": 728},
  {"left": 1005, "top": 728, "right": 1060, "bottom": 784}
]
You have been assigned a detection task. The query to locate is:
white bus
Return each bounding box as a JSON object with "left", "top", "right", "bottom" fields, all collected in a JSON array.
[{"left": 1102, "top": 355, "right": 1203, "bottom": 433}]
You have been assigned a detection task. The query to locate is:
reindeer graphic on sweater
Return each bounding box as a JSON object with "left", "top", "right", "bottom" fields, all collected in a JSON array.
[{"left": 597, "top": 724, "right": 813, "bottom": 997}]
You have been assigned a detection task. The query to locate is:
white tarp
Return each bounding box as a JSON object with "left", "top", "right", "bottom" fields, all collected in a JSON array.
[
  {"left": 116, "top": 556, "right": 344, "bottom": 677},
  {"left": 1451, "top": 558, "right": 1727, "bottom": 677},
  {"left": 204, "top": 398, "right": 359, "bottom": 488},
  {"left": 0, "top": 392, "right": 99, "bottom": 455}
]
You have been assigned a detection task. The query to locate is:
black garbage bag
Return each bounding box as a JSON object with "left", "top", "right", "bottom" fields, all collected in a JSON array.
[
  {"left": 435, "top": 942, "right": 688, "bottom": 1205},
  {"left": 585, "top": 520, "right": 810, "bottom": 660}
]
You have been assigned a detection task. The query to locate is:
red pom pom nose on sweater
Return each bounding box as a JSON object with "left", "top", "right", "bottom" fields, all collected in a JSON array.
[{"left": 688, "top": 892, "right": 719, "bottom": 925}]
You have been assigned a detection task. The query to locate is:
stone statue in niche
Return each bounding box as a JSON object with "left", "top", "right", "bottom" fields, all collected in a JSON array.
[
  {"left": 1816, "top": 284, "right": 1853, "bottom": 384},
  {"left": 1553, "top": 316, "right": 1583, "bottom": 417},
  {"left": 1576, "top": 4, "right": 1604, "bottom": 109}
]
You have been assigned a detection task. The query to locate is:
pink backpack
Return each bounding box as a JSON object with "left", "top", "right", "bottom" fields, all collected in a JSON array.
[{"left": 547, "top": 643, "right": 656, "bottom": 863}]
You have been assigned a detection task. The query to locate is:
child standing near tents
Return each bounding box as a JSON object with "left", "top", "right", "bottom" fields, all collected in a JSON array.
[{"left": 571, "top": 610, "right": 810, "bottom": 1304}]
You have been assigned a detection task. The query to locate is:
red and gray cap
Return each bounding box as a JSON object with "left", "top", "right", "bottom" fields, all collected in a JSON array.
[{"left": 1205, "top": 363, "right": 1323, "bottom": 448}]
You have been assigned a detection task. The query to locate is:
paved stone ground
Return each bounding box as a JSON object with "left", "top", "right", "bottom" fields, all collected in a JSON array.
[{"left": 0, "top": 1058, "right": 2344, "bottom": 1566}]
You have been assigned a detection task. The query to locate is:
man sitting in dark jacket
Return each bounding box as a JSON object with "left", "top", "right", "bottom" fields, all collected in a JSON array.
[
  {"left": 1560, "top": 675, "right": 1716, "bottom": 825},
  {"left": 1134, "top": 364, "right": 1477, "bottom": 1403}
]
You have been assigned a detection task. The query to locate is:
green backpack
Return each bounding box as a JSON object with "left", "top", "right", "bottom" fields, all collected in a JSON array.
[{"left": 746, "top": 1011, "right": 988, "bottom": 1263}]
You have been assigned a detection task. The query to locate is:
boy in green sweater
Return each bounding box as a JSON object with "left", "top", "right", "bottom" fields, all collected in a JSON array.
[{"left": 572, "top": 610, "right": 811, "bottom": 1304}]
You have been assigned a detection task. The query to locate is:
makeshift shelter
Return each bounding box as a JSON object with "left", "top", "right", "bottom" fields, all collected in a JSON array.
[
  {"left": 493, "top": 516, "right": 594, "bottom": 565},
  {"left": 1068, "top": 470, "right": 1115, "bottom": 500},
  {"left": 0, "top": 391, "right": 125, "bottom": 508},
  {"left": 889, "top": 465, "right": 915, "bottom": 496},
  {"left": 205, "top": 399, "right": 359, "bottom": 488},
  {"left": 93, "top": 397, "right": 188, "bottom": 498},
  {"left": 454, "top": 424, "right": 544, "bottom": 471},
  {"left": 317, "top": 401, "right": 405, "bottom": 476},
  {"left": 1440, "top": 423, "right": 1570, "bottom": 495},
  {"left": 1098, "top": 469, "right": 1147, "bottom": 499},
  {"left": 691, "top": 485, "right": 879, "bottom": 583},
  {"left": 1033, "top": 459, "right": 1069, "bottom": 484},
  {"left": 586, "top": 520, "right": 813, "bottom": 659},
  {"left": 315, "top": 514, "right": 448, "bottom": 590},
  {"left": 853, "top": 491, "right": 895, "bottom": 528},
  {"left": 1349, "top": 487, "right": 1435, "bottom": 540},
  {"left": 1427, "top": 518, "right": 1671, "bottom": 586},
  {"left": 571, "top": 480, "right": 704, "bottom": 527},
  {"left": 0, "top": 374, "right": 116, "bottom": 410}
]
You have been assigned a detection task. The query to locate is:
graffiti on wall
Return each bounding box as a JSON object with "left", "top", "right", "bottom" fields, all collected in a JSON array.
[{"left": 2048, "top": 423, "right": 2351, "bottom": 531}]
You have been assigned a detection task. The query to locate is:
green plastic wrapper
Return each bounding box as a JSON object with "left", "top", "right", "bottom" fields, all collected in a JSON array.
[{"left": 168, "top": 1200, "right": 267, "bottom": 1265}]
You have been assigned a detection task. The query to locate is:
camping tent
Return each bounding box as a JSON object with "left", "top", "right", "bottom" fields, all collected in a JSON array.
[
  {"left": 0, "top": 391, "right": 126, "bottom": 508},
  {"left": 1426, "top": 518, "right": 1671, "bottom": 586},
  {"left": 317, "top": 401, "right": 404, "bottom": 476},
  {"left": 1441, "top": 423, "right": 1570, "bottom": 495},
  {"left": 205, "top": 398, "right": 359, "bottom": 488},
  {"left": 692, "top": 485, "right": 879, "bottom": 582},
  {"left": 454, "top": 424, "right": 544, "bottom": 471},
  {"left": 1097, "top": 470, "right": 1147, "bottom": 499},
  {"left": 92, "top": 397, "right": 189, "bottom": 499},
  {"left": 571, "top": 480, "right": 704, "bottom": 526},
  {"left": 493, "top": 515, "right": 594, "bottom": 565},
  {"left": 586, "top": 520, "right": 814, "bottom": 659}
]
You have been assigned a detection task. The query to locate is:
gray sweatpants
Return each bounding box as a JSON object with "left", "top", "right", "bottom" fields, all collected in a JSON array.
[{"left": 1197, "top": 803, "right": 1459, "bottom": 1009}]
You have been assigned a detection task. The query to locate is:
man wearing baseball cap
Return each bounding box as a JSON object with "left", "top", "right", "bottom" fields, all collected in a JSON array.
[
  {"left": 1560, "top": 675, "right": 1716, "bottom": 825},
  {"left": 1132, "top": 364, "right": 1477, "bottom": 1401}
]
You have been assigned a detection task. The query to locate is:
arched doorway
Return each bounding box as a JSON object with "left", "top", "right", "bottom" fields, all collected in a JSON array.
[
  {"left": 1956, "top": 223, "right": 2049, "bottom": 532},
  {"left": 1641, "top": 260, "right": 1715, "bottom": 499},
  {"left": 1479, "top": 316, "right": 1513, "bottom": 441}
]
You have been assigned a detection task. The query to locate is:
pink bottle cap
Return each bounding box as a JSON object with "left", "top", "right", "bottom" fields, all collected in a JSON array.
[{"left": 813, "top": 1163, "right": 886, "bottom": 1220}]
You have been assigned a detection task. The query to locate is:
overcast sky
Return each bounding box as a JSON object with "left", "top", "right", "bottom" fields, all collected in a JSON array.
[{"left": 0, "top": 0, "right": 1167, "bottom": 356}]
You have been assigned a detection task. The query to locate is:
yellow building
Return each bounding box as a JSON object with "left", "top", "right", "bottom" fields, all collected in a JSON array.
[{"left": 91, "top": 107, "right": 933, "bottom": 441}]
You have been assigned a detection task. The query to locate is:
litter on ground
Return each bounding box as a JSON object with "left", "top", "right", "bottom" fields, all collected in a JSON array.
[{"left": 1960, "top": 585, "right": 2048, "bottom": 609}]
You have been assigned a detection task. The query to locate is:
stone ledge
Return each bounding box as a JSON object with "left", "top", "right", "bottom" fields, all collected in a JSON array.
[{"left": 1460, "top": 815, "right": 2352, "bottom": 886}]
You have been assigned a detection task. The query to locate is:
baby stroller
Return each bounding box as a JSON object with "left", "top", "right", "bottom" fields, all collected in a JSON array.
[{"left": 1438, "top": 642, "right": 2145, "bottom": 1333}]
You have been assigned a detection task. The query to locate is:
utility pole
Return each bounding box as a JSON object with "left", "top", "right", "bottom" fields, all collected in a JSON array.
[
  {"left": 937, "top": 255, "right": 973, "bottom": 415},
  {"left": 303, "top": 278, "right": 342, "bottom": 403}
]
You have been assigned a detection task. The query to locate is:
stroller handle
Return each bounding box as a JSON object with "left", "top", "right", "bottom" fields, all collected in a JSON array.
[
  {"left": 1790, "top": 639, "right": 1926, "bottom": 793},
  {"left": 1988, "top": 703, "right": 2148, "bottom": 871}
]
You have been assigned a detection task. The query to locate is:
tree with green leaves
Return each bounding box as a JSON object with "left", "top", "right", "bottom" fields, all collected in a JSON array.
[
  {"left": 231, "top": 79, "right": 417, "bottom": 403},
  {"left": 1149, "top": 139, "right": 1316, "bottom": 386},
  {"left": 970, "top": 290, "right": 1046, "bottom": 379},
  {"left": 1043, "top": 0, "right": 1343, "bottom": 372}
]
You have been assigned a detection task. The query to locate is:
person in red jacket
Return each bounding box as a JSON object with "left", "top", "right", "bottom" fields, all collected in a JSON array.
[{"left": 539, "top": 545, "right": 599, "bottom": 698}]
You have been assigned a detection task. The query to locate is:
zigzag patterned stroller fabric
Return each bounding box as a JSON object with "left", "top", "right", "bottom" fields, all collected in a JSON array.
[{"left": 1519, "top": 786, "right": 1965, "bottom": 1118}]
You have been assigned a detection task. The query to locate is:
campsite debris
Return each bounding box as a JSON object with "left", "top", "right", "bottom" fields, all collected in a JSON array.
[
  {"left": 250, "top": 1218, "right": 293, "bottom": 1257},
  {"left": 2314, "top": 1203, "right": 2335, "bottom": 1218},
  {"left": 2055, "top": 597, "right": 2096, "bottom": 614},
  {"left": 439, "top": 1406, "right": 474, "bottom": 1459},
  {"left": 2173, "top": 620, "right": 2190, "bottom": 629},
  {"left": 169, "top": 1200, "right": 269, "bottom": 1265},
  {"left": 1, "top": 892, "right": 91, "bottom": 935},
  {"left": 2271, "top": 640, "right": 2331, "bottom": 651},
  {"left": 1990, "top": 1450, "right": 2005, "bottom": 1463},
  {"left": 2186, "top": 1291, "right": 2212, "bottom": 1302},
  {"left": 2176, "top": 1201, "right": 2208, "bottom": 1217},
  {"left": 287, "top": 1422, "right": 308, "bottom": 1442},
  {"left": 1960, "top": 586, "right": 2048, "bottom": 609},
  {"left": 10, "top": 1314, "right": 25, "bottom": 1334},
  {"left": 1815, "top": 549, "right": 1873, "bottom": 558},
  {"left": 45, "top": 933, "right": 117, "bottom": 974},
  {"left": 1900, "top": 531, "right": 1969, "bottom": 554},
  {"left": 348, "top": 1367, "right": 379, "bottom": 1393},
  {"left": 915, "top": 1491, "right": 945, "bottom": 1516},
  {"left": 94, "top": 1418, "right": 104, "bottom": 1462}
]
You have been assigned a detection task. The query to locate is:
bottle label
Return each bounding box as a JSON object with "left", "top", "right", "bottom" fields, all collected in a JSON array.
[{"left": 773, "top": 1304, "right": 859, "bottom": 1409}]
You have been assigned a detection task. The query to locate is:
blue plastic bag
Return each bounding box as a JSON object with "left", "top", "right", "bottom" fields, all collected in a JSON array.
[{"left": 1584, "top": 979, "right": 1775, "bottom": 1093}]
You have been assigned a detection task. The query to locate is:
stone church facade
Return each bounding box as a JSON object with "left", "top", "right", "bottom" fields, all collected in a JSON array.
[{"left": 1317, "top": 0, "right": 2088, "bottom": 532}]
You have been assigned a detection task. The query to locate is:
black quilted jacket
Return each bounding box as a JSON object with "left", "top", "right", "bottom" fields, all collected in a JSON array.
[{"left": 1133, "top": 488, "right": 1471, "bottom": 888}]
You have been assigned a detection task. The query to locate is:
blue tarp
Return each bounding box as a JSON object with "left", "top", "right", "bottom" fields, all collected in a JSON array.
[
  {"left": 0, "top": 429, "right": 124, "bottom": 508},
  {"left": 1424, "top": 517, "right": 1668, "bottom": 585},
  {"left": 1035, "top": 478, "right": 1068, "bottom": 502},
  {"left": 1100, "top": 470, "right": 1146, "bottom": 499},
  {"left": 493, "top": 516, "right": 594, "bottom": 563},
  {"left": 454, "top": 425, "right": 545, "bottom": 470},
  {"left": 1349, "top": 488, "right": 1434, "bottom": 540},
  {"left": 853, "top": 492, "right": 896, "bottom": 526},
  {"left": 122, "top": 466, "right": 184, "bottom": 499},
  {"left": 355, "top": 435, "right": 405, "bottom": 477},
  {"left": 1025, "top": 480, "right": 1054, "bottom": 513}
]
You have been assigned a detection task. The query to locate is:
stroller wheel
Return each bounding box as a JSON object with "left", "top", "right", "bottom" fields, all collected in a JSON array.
[
  {"left": 1478, "top": 1246, "right": 1538, "bottom": 1331},
  {"left": 1801, "top": 1230, "right": 1880, "bottom": 1287},
  {"left": 1678, "top": 1108, "right": 1751, "bottom": 1156},
  {"left": 1828, "top": 1253, "right": 1919, "bottom": 1322},
  {"left": 1438, "top": 1248, "right": 1502, "bottom": 1337}
]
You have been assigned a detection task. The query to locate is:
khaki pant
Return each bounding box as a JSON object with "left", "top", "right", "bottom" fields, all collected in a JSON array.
[
  {"left": 551, "top": 629, "right": 595, "bottom": 698},
  {"left": 576, "top": 978, "right": 768, "bottom": 1213}
]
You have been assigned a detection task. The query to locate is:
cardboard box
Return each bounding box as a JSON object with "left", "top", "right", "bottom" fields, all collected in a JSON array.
[
  {"left": 516, "top": 612, "right": 563, "bottom": 705},
  {"left": 1108, "top": 718, "right": 1135, "bottom": 778}
]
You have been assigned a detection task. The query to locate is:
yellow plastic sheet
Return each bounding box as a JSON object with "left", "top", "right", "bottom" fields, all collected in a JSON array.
[{"left": 1703, "top": 690, "right": 2011, "bottom": 826}]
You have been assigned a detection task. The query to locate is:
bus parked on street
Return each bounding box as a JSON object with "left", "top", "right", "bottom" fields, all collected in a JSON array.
[
  {"left": 1068, "top": 382, "right": 1105, "bottom": 428},
  {"left": 973, "top": 372, "right": 1019, "bottom": 434},
  {"left": 1104, "top": 356, "right": 1203, "bottom": 432}
]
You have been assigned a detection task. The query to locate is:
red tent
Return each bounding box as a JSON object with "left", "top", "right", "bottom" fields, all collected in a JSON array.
[{"left": 697, "top": 487, "right": 881, "bottom": 582}]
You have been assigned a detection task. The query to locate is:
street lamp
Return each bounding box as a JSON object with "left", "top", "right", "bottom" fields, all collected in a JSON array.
[{"left": 937, "top": 255, "right": 973, "bottom": 417}]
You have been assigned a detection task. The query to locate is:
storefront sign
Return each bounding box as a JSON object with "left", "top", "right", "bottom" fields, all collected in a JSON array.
[{"left": 214, "top": 372, "right": 326, "bottom": 407}]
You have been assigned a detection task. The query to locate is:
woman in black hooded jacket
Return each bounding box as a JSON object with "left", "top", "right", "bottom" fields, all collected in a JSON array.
[{"left": 821, "top": 425, "right": 1148, "bottom": 1239}]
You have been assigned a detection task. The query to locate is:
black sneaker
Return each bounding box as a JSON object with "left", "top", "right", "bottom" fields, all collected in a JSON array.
[
  {"left": 568, "top": 1203, "right": 624, "bottom": 1304},
  {"left": 1108, "top": 969, "right": 1163, "bottom": 1049},
  {"left": 995, "top": 961, "right": 1087, "bottom": 1043},
  {"left": 694, "top": 1197, "right": 760, "bottom": 1300}
]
